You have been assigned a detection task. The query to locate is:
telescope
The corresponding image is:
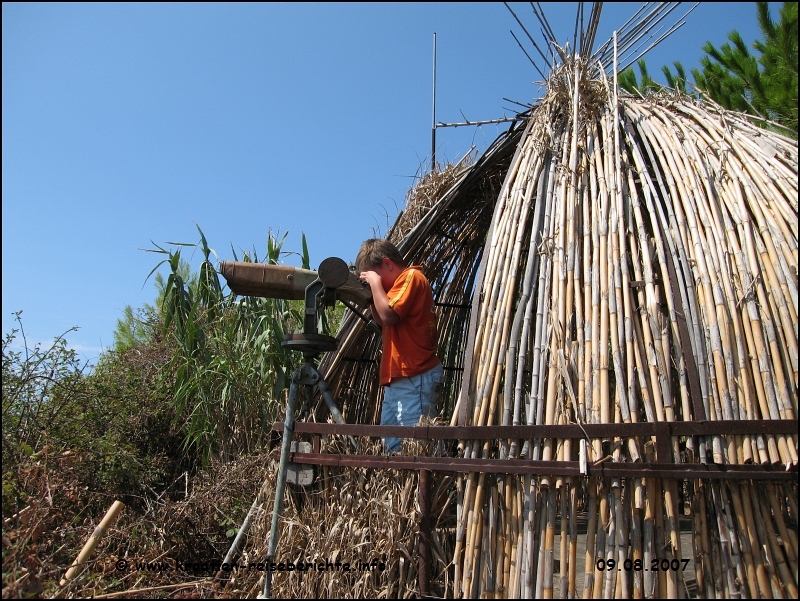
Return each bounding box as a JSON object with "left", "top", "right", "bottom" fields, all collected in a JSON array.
[
  {"left": 219, "top": 257, "right": 373, "bottom": 354},
  {"left": 218, "top": 258, "right": 372, "bottom": 306}
]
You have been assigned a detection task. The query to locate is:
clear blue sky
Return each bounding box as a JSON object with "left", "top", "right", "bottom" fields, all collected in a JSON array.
[{"left": 2, "top": 2, "right": 771, "bottom": 364}]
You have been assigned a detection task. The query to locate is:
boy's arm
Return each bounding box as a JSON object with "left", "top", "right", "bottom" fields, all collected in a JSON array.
[
  {"left": 370, "top": 305, "right": 384, "bottom": 327},
  {"left": 360, "top": 271, "right": 400, "bottom": 326}
]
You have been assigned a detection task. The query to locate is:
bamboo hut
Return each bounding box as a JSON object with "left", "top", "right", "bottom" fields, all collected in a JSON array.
[{"left": 247, "top": 4, "right": 798, "bottom": 598}]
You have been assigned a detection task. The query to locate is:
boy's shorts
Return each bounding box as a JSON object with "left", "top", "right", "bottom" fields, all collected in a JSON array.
[{"left": 381, "top": 363, "right": 443, "bottom": 454}]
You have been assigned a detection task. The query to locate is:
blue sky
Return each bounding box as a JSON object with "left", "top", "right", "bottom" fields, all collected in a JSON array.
[{"left": 2, "top": 2, "right": 771, "bottom": 364}]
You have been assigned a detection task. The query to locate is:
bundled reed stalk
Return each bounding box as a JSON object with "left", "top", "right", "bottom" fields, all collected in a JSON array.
[{"left": 452, "top": 54, "right": 797, "bottom": 599}]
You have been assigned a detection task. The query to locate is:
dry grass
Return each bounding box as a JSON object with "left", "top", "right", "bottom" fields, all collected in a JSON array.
[
  {"left": 388, "top": 152, "right": 477, "bottom": 243},
  {"left": 223, "top": 434, "right": 457, "bottom": 599},
  {"left": 13, "top": 444, "right": 453, "bottom": 599}
]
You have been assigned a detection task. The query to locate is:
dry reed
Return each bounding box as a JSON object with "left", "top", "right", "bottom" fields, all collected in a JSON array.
[{"left": 452, "top": 56, "right": 797, "bottom": 599}]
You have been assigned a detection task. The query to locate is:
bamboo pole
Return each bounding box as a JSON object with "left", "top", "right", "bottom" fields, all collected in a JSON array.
[
  {"left": 560, "top": 485, "right": 569, "bottom": 598},
  {"left": 758, "top": 485, "right": 798, "bottom": 598},
  {"left": 92, "top": 581, "right": 209, "bottom": 599},
  {"left": 613, "top": 483, "right": 630, "bottom": 599},
  {"left": 594, "top": 481, "right": 609, "bottom": 599},
  {"left": 766, "top": 483, "right": 799, "bottom": 575},
  {"left": 728, "top": 482, "right": 761, "bottom": 598},
  {"left": 603, "top": 482, "right": 617, "bottom": 600},
  {"left": 536, "top": 485, "right": 549, "bottom": 599},
  {"left": 739, "top": 482, "right": 773, "bottom": 598},
  {"left": 569, "top": 481, "right": 578, "bottom": 598},
  {"left": 748, "top": 482, "right": 785, "bottom": 598},
  {"left": 61, "top": 500, "right": 125, "bottom": 585},
  {"left": 631, "top": 478, "right": 643, "bottom": 599},
  {"left": 693, "top": 480, "right": 714, "bottom": 599},
  {"left": 584, "top": 479, "right": 598, "bottom": 599},
  {"left": 543, "top": 486, "right": 556, "bottom": 598},
  {"left": 508, "top": 481, "right": 521, "bottom": 598}
]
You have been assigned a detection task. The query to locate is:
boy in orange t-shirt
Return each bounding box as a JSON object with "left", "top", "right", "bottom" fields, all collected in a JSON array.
[{"left": 357, "top": 239, "right": 442, "bottom": 453}]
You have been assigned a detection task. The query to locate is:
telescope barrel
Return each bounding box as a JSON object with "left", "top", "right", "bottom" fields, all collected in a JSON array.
[
  {"left": 218, "top": 260, "right": 372, "bottom": 306},
  {"left": 219, "top": 261, "right": 315, "bottom": 300}
]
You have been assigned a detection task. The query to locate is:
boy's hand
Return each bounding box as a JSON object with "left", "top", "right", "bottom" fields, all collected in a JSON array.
[
  {"left": 359, "top": 271, "right": 383, "bottom": 289},
  {"left": 360, "top": 271, "right": 399, "bottom": 326}
]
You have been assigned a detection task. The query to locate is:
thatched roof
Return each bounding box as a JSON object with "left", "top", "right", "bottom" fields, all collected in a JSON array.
[{"left": 444, "top": 59, "right": 797, "bottom": 598}]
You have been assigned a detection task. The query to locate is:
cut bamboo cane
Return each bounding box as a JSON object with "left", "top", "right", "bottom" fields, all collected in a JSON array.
[
  {"left": 536, "top": 486, "right": 548, "bottom": 599},
  {"left": 643, "top": 474, "right": 656, "bottom": 599},
  {"left": 766, "top": 483, "right": 799, "bottom": 575},
  {"left": 749, "top": 482, "right": 785, "bottom": 598},
  {"left": 595, "top": 481, "right": 609, "bottom": 600},
  {"left": 758, "top": 485, "right": 798, "bottom": 598},
  {"left": 544, "top": 486, "right": 556, "bottom": 599},
  {"left": 61, "top": 500, "right": 125, "bottom": 585},
  {"left": 584, "top": 479, "right": 598, "bottom": 599},
  {"left": 560, "top": 485, "right": 569, "bottom": 597},
  {"left": 728, "top": 481, "right": 761, "bottom": 598},
  {"left": 569, "top": 482, "right": 578, "bottom": 598},
  {"left": 603, "top": 483, "right": 617, "bottom": 600},
  {"left": 694, "top": 480, "right": 714, "bottom": 599}
]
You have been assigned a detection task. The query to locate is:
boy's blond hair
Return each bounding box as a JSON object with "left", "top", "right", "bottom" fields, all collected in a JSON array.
[{"left": 356, "top": 239, "right": 406, "bottom": 274}]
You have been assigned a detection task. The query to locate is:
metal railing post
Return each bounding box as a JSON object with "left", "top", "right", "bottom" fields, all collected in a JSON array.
[{"left": 418, "top": 469, "right": 432, "bottom": 597}]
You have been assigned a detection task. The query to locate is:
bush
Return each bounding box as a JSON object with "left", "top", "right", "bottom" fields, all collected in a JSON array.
[
  {"left": 3, "top": 312, "right": 193, "bottom": 517},
  {"left": 2, "top": 314, "right": 194, "bottom": 597},
  {"left": 148, "top": 226, "right": 311, "bottom": 465},
  {"left": 2, "top": 313, "right": 87, "bottom": 517}
]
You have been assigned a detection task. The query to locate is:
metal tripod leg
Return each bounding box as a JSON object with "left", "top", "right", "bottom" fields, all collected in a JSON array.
[
  {"left": 264, "top": 363, "right": 308, "bottom": 598},
  {"left": 314, "top": 365, "right": 358, "bottom": 451},
  {"left": 262, "top": 362, "right": 355, "bottom": 598}
]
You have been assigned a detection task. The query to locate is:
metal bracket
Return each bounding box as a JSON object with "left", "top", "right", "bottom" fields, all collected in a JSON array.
[{"left": 287, "top": 441, "right": 314, "bottom": 486}]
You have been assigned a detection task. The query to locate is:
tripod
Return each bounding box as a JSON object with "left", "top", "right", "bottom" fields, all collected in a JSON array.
[{"left": 261, "top": 259, "right": 360, "bottom": 599}]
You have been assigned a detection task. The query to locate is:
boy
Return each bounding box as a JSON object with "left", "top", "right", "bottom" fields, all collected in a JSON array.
[{"left": 356, "top": 239, "right": 442, "bottom": 454}]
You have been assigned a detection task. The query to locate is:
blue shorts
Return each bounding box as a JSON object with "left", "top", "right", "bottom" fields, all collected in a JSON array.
[{"left": 381, "top": 364, "right": 443, "bottom": 453}]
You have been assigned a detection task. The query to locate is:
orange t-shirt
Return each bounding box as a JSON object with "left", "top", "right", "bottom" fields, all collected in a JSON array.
[{"left": 379, "top": 266, "right": 440, "bottom": 385}]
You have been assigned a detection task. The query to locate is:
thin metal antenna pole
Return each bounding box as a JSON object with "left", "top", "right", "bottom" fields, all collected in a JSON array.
[
  {"left": 431, "top": 32, "right": 437, "bottom": 173},
  {"left": 572, "top": 3, "right": 580, "bottom": 56}
]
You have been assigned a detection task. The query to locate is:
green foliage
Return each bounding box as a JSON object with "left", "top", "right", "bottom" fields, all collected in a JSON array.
[
  {"left": 619, "top": 59, "right": 662, "bottom": 94},
  {"left": 113, "top": 262, "right": 196, "bottom": 352},
  {"left": 1, "top": 324, "right": 191, "bottom": 597},
  {"left": 661, "top": 61, "right": 690, "bottom": 93},
  {"left": 67, "top": 336, "right": 190, "bottom": 506},
  {"left": 2, "top": 313, "right": 86, "bottom": 515},
  {"left": 2, "top": 313, "right": 189, "bottom": 518},
  {"left": 1, "top": 314, "right": 85, "bottom": 460},
  {"left": 112, "top": 303, "right": 157, "bottom": 352},
  {"left": 4, "top": 225, "right": 331, "bottom": 520},
  {"left": 2, "top": 228, "right": 348, "bottom": 596},
  {"left": 147, "top": 225, "right": 305, "bottom": 465},
  {"left": 621, "top": 2, "right": 797, "bottom": 136},
  {"left": 690, "top": 1, "right": 797, "bottom": 133}
]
